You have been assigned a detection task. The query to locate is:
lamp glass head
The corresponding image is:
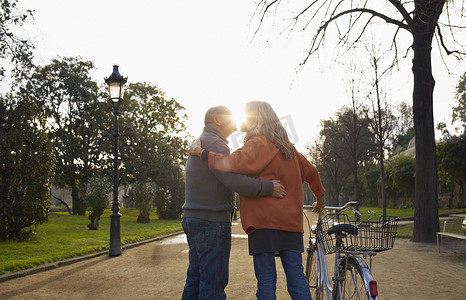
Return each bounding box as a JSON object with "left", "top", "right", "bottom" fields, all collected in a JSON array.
[
  {"left": 109, "top": 81, "right": 124, "bottom": 102},
  {"left": 105, "top": 65, "right": 127, "bottom": 102}
]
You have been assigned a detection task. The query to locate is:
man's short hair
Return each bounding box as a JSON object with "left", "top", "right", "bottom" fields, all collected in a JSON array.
[{"left": 204, "top": 106, "right": 232, "bottom": 125}]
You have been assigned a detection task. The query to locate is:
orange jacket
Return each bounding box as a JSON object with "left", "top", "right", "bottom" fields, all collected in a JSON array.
[{"left": 208, "top": 135, "right": 325, "bottom": 234}]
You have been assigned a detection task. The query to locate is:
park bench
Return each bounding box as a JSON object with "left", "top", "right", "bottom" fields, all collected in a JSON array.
[{"left": 436, "top": 217, "right": 466, "bottom": 253}]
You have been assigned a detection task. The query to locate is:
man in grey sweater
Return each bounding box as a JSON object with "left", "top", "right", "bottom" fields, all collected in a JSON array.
[{"left": 182, "top": 106, "right": 285, "bottom": 300}]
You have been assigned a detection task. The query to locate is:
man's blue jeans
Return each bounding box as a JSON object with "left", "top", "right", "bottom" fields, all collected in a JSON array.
[
  {"left": 253, "top": 250, "right": 311, "bottom": 300},
  {"left": 181, "top": 218, "right": 231, "bottom": 300}
]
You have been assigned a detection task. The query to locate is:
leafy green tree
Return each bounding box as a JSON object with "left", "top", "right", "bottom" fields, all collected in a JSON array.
[
  {"left": 0, "top": 0, "right": 34, "bottom": 79},
  {"left": 0, "top": 93, "right": 54, "bottom": 240},
  {"left": 320, "top": 104, "right": 376, "bottom": 203},
  {"left": 21, "top": 56, "right": 109, "bottom": 216},
  {"left": 154, "top": 162, "right": 185, "bottom": 220},
  {"left": 119, "top": 82, "right": 189, "bottom": 179},
  {"left": 386, "top": 155, "right": 415, "bottom": 208},
  {"left": 453, "top": 72, "right": 466, "bottom": 132},
  {"left": 360, "top": 164, "right": 381, "bottom": 207},
  {"left": 435, "top": 73, "right": 466, "bottom": 207},
  {"left": 437, "top": 134, "right": 466, "bottom": 208},
  {"left": 86, "top": 177, "right": 111, "bottom": 230},
  {"left": 128, "top": 182, "right": 154, "bottom": 223},
  {"left": 119, "top": 82, "right": 189, "bottom": 219}
]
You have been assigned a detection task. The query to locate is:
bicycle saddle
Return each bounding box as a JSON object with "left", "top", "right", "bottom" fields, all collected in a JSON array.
[{"left": 328, "top": 224, "right": 358, "bottom": 236}]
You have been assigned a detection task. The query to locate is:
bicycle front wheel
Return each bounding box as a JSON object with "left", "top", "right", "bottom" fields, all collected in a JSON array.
[
  {"left": 337, "top": 256, "right": 374, "bottom": 300},
  {"left": 305, "top": 242, "right": 322, "bottom": 300}
]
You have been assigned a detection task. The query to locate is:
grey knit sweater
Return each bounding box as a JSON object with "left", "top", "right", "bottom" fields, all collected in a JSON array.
[{"left": 182, "top": 126, "right": 273, "bottom": 223}]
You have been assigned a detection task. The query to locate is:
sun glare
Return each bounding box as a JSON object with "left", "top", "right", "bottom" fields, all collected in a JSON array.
[{"left": 231, "top": 106, "right": 246, "bottom": 132}]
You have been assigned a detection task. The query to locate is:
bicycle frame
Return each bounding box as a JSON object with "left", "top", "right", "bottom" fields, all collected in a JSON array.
[
  {"left": 305, "top": 202, "right": 379, "bottom": 300},
  {"left": 313, "top": 225, "right": 333, "bottom": 300}
]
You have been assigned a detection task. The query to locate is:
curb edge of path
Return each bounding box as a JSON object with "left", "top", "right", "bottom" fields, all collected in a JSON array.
[{"left": 0, "top": 230, "right": 184, "bottom": 283}]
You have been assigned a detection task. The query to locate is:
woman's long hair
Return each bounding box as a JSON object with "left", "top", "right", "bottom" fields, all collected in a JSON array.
[{"left": 242, "top": 101, "right": 296, "bottom": 159}]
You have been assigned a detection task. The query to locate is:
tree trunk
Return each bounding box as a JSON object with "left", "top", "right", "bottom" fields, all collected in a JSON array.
[
  {"left": 137, "top": 211, "right": 150, "bottom": 223},
  {"left": 353, "top": 161, "right": 360, "bottom": 202},
  {"left": 50, "top": 188, "right": 72, "bottom": 215},
  {"left": 380, "top": 155, "right": 387, "bottom": 218},
  {"left": 87, "top": 212, "right": 100, "bottom": 230},
  {"left": 411, "top": 30, "right": 440, "bottom": 243},
  {"left": 0, "top": 216, "right": 6, "bottom": 240},
  {"left": 71, "top": 181, "right": 86, "bottom": 216},
  {"left": 0, "top": 182, "right": 7, "bottom": 240}
]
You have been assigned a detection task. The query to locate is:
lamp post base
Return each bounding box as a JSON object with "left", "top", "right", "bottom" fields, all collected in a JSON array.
[
  {"left": 109, "top": 212, "right": 122, "bottom": 257},
  {"left": 109, "top": 247, "right": 122, "bottom": 257}
]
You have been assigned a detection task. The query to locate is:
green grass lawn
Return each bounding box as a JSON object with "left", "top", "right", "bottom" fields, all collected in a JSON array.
[
  {"left": 396, "top": 216, "right": 465, "bottom": 238},
  {"left": 356, "top": 207, "right": 466, "bottom": 219},
  {"left": 357, "top": 207, "right": 466, "bottom": 238},
  {"left": 307, "top": 206, "right": 466, "bottom": 238},
  {"left": 0, "top": 208, "right": 182, "bottom": 275}
]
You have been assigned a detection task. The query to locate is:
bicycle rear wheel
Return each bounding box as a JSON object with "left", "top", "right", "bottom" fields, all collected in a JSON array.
[
  {"left": 305, "top": 243, "right": 322, "bottom": 300},
  {"left": 337, "top": 256, "right": 374, "bottom": 300}
]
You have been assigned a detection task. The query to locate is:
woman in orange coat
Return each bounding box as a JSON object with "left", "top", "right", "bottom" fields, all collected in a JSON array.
[{"left": 190, "top": 101, "right": 325, "bottom": 300}]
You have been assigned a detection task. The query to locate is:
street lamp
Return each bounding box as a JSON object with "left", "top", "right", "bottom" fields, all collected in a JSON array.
[{"left": 105, "top": 65, "right": 127, "bottom": 257}]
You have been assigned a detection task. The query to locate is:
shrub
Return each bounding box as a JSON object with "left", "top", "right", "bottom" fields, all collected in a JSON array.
[
  {"left": 154, "top": 165, "right": 184, "bottom": 220},
  {"left": 86, "top": 177, "right": 111, "bottom": 230},
  {"left": 128, "top": 182, "right": 154, "bottom": 223}
]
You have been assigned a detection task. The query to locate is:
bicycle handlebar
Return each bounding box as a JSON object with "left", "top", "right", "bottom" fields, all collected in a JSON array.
[
  {"left": 303, "top": 201, "right": 359, "bottom": 212},
  {"left": 304, "top": 201, "right": 361, "bottom": 230}
]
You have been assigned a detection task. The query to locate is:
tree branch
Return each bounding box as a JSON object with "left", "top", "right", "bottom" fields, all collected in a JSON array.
[
  {"left": 332, "top": 8, "right": 410, "bottom": 32},
  {"left": 49, "top": 188, "right": 72, "bottom": 215},
  {"left": 252, "top": 0, "right": 281, "bottom": 38},
  {"left": 295, "top": 0, "right": 320, "bottom": 20},
  {"left": 301, "top": 7, "right": 410, "bottom": 65},
  {"left": 437, "top": 24, "right": 466, "bottom": 57},
  {"left": 387, "top": 0, "right": 415, "bottom": 30}
]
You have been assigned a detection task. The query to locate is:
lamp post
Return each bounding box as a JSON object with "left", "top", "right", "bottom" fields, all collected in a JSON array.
[{"left": 105, "top": 65, "right": 127, "bottom": 257}]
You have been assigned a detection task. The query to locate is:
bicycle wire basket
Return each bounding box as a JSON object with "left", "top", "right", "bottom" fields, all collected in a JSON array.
[{"left": 316, "top": 213, "right": 399, "bottom": 255}]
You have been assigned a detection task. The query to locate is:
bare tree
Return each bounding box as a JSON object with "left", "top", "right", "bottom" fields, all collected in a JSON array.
[
  {"left": 396, "top": 102, "right": 414, "bottom": 138},
  {"left": 364, "top": 45, "right": 398, "bottom": 218},
  {"left": 307, "top": 137, "right": 349, "bottom": 206},
  {"left": 254, "top": 0, "right": 466, "bottom": 242},
  {"left": 392, "top": 101, "right": 415, "bottom": 151}
]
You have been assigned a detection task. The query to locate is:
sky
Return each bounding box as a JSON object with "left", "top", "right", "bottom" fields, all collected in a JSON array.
[{"left": 11, "top": 0, "right": 466, "bottom": 153}]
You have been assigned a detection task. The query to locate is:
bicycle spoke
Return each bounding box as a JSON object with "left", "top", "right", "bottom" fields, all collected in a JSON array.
[
  {"left": 340, "top": 262, "right": 369, "bottom": 300},
  {"left": 305, "top": 243, "right": 320, "bottom": 299},
  {"left": 350, "top": 267, "right": 362, "bottom": 299}
]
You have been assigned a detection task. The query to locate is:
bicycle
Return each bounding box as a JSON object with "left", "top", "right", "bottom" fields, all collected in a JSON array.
[{"left": 303, "top": 201, "right": 399, "bottom": 300}]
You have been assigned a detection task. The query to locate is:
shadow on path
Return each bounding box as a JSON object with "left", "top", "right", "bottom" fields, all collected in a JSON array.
[{"left": 0, "top": 256, "right": 110, "bottom": 299}]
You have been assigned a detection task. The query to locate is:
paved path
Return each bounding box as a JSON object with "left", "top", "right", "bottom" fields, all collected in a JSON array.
[
  {"left": 0, "top": 222, "right": 286, "bottom": 299},
  {"left": 0, "top": 213, "right": 465, "bottom": 299}
]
